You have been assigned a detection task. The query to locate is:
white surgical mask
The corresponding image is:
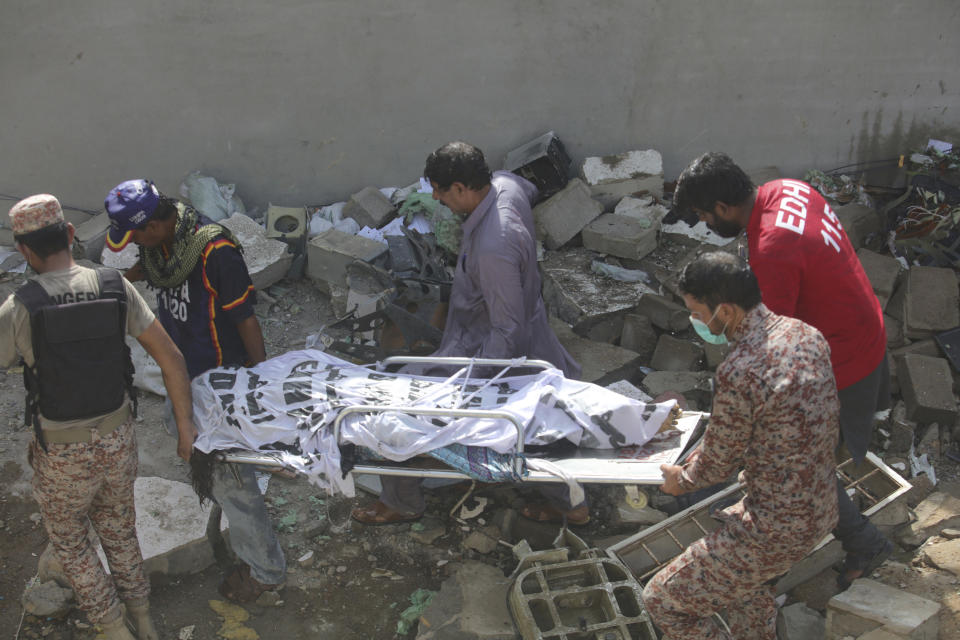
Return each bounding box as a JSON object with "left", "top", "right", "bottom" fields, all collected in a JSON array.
[{"left": 690, "top": 308, "right": 729, "bottom": 345}]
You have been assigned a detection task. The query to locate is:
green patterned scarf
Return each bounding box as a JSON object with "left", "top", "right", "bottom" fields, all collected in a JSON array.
[{"left": 141, "top": 203, "right": 241, "bottom": 289}]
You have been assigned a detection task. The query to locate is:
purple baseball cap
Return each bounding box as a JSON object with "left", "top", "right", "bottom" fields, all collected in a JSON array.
[{"left": 104, "top": 179, "right": 161, "bottom": 251}]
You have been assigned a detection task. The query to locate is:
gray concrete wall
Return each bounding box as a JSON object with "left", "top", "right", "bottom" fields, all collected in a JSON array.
[{"left": 1, "top": 1, "right": 958, "bottom": 214}]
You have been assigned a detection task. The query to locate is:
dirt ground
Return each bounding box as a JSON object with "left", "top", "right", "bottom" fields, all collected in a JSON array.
[{"left": 2, "top": 273, "right": 960, "bottom": 639}]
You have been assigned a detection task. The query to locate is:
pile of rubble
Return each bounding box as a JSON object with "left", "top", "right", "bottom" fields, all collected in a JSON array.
[{"left": 2, "top": 132, "right": 959, "bottom": 639}]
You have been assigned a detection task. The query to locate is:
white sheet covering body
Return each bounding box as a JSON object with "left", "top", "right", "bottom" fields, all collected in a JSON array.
[{"left": 191, "top": 350, "right": 676, "bottom": 496}]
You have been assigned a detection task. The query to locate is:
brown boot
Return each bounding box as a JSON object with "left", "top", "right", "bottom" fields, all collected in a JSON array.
[
  {"left": 98, "top": 607, "right": 136, "bottom": 640},
  {"left": 124, "top": 598, "right": 159, "bottom": 640}
]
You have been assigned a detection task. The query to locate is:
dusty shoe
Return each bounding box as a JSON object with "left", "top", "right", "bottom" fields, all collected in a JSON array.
[
  {"left": 124, "top": 598, "right": 159, "bottom": 640},
  {"left": 99, "top": 608, "right": 136, "bottom": 640}
]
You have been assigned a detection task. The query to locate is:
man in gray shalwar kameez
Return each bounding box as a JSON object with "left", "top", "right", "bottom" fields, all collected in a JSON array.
[{"left": 352, "top": 142, "right": 585, "bottom": 525}]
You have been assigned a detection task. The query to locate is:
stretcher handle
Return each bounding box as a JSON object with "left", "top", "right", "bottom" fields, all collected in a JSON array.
[
  {"left": 333, "top": 404, "right": 527, "bottom": 475},
  {"left": 376, "top": 356, "right": 556, "bottom": 372}
]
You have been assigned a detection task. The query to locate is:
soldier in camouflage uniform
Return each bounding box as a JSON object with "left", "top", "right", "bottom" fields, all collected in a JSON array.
[
  {"left": 643, "top": 253, "right": 839, "bottom": 639},
  {"left": 0, "top": 195, "right": 195, "bottom": 640}
]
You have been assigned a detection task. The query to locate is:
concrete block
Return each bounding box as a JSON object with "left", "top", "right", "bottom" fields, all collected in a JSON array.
[
  {"left": 620, "top": 313, "right": 658, "bottom": 361},
  {"left": 835, "top": 202, "right": 882, "bottom": 250},
  {"left": 825, "top": 578, "right": 939, "bottom": 639},
  {"left": 605, "top": 379, "right": 653, "bottom": 403},
  {"left": 532, "top": 178, "right": 603, "bottom": 250},
  {"left": 502, "top": 130, "right": 570, "bottom": 199},
  {"left": 580, "top": 313, "right": 624, "bottom": 344},
  {"left": 613, "top": 195, "right": 669, "bottom": 225},
  {"left": 858, "top": 248, "right": 902, "bottom": 310},
  {"left": 634, "top": 293, "right": 691, "bottom": 332},
  {"left": 219, "top": 213, "right": 293, "bottom": 291},
  {"left": 640, "top": 370, "right": 713, "bottom": 410},
  {"left": 885, "top": 314, "right": 906, "bottom": 349},
  {"left": 581, "top": 213, "right": 659, "bottom": 260},
  {"left": 549, "top": 316, "right": 643, "bottom": 385},
  {"left": 264, "top": 204, "right": 307, "bottom": 250},
  {"left": 72, "top": 212, "right": 110, "bottom": 262},
  {"left": 899, "top": 354, "right": 958, "bottom": 424},
  {"left": 342, "top": 186, "right": 395, "bottom": 229},
  {"left": 540, "top": 247, "right": 651, "bottom": 335},
  {"left": 921, "top": 537, "right": 960, "bottom": 576},
  {"left": 306, "top": 228, "right": 388, "bottom": 288},
  {"left": 903, "top": 266, "right": 960, "bottom": 338},
  {"left": 891, "top": 339, "right": 942, "bottom": 361},
  {"left": 650, "top": 334, "right": 704, "bottom": 371},
  {"left": 777, "top": 602, "right": 825, "bottom": 640},
  {"left": 703, "top": 341, "right": 730, "bottom": 369},
  {"left": 900, "top": 492, "right": 960, "bottom": 546},
  {"left": 579, "top": 149, "right": 663, "bottom": 210},
  {"left": 416, "top": 561, "right": 515, "bottom": 640},
  {"left": 134, "top": 477, "right": 228, "bottom": 577}
]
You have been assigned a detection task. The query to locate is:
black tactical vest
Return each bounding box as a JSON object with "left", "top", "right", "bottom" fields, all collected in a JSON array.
[{"left": 15, "top": 268, "right": 137, "bottom": 448}]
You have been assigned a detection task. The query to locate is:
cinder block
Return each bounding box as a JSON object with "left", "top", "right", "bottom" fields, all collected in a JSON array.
[
  {"left": 858, "top": 249, "right": 902, "bottom": 310},
  {"left": 580, "top": 149, "right": 663, "bottom": 210},
  {"left": 306, "top": 228, "right": 387, "bottom": 288},
  {"left": 620, "top": 314, "right": 658, "bottom": 361},
  {"left": 825, "top": 578, "right": 939, "bottom": 639},
  {"left": 651, "top": 334, "right": 704, "bottom": 371},
  {"left": 640, "top": 370, "right": 713, "bottom": 410},
  {"left": 903, "top": 266, "right": 960, "bottom": 338},
  {"left": 885, "top": 314, "right": 905, "bottom": 349},
  {"left": 72, "top": 212, "right": 111, "bottom": 262},
  {"left": 613, "top": 195, "right": 669, "bottom": 225},
  {"left": 342, "top": 186, "right": 395, "bottom": 229},
  {"left": 265, "top": 205, "right": 307, "bottom": 249},
  {"left": 532, "top": 178, "right": 603, "bottom": 250},
  {"left": 899, "top": 354, "right": 958, "bottom": 425},
  {"left": 634, "top": 293, "right": 691, "bottom": 332},
  {"left": 703, "top": 341, "right": 731, "bottom": 369},
  {"left": 540, "top": 248, "right": 649, "bottom": 334},
  {"left": 581, "top": 213, "right": 658, "bottom": 261},
  {"left": 219, "top": 213, "right": 293, "bottom": 291},
  {"left": 549, "top": 316, "right": 643, "bottom": 385},
  {"left": 134, "top": 477, "right": 228, "bottom": 577},
  {"left": 835, "top": 203, "right": 882, "bottom": 250}
]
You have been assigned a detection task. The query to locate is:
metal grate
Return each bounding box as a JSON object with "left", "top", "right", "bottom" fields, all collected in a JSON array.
[{"left": 607, "top": 452, "right": 911, "bottom": 584}]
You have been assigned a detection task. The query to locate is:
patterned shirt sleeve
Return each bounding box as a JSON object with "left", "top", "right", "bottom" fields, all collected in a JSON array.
[
  {"left": 202, "top": 239, "right": 256, "bottom": 323},
  {"left": 682, "top": 365, "right": 757, "bottom": 489}
]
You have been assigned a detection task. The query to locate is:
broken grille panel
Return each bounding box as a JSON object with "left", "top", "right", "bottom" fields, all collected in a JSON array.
[{"left": 607, "top": 452, "right": 911, "bottom": 585}]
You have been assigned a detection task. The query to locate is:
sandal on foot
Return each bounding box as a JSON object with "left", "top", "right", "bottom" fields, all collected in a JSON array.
[
  {"left": 219, "top": 564, "right": 282, "bottom": 603},
  {"left": 837, "top": 539, "right": 894, "bottom": 590},
  {"left": 350, "top": 501, "right": 422, "bottom": 525},
  {"left": 519, "top": 502, "right": 590, "bottom": 526}
]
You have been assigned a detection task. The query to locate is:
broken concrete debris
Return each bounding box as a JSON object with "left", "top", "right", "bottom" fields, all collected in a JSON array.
[
  {"left": 580, "top": 149, "right": 664, "bottom": 210},
  {"left": 219, "top": 212, "right": 293, "bottom": 291},
  {"left": 898, "top": 354, "right": 958, "bottom": 424},
  {"left": 581, "top": 212, "right": 659, "bottom": 261},
  {"left": 857, "top": 248, "right": 902, "bottom": 310},
  {"left": 650, "top": 333, "right": 704, "bottom": 372},
  {"left": 306, "top": 228, "right": 388, "bottom": 289},
  {"left": 342, "top": 185, "right": 395, "bottom": 229},
  {"left": 826, "top": 578, "right": 939, "bottom": 639},
  {"left": 532, "top": 177, "right": 603, "bottom": 250}
]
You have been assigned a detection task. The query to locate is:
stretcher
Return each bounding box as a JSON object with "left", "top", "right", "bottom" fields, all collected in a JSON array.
[{"left": 205, "top": 355, "right": 705, "bottom": 492}]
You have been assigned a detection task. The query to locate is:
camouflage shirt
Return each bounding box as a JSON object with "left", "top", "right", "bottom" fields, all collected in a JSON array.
[{"left": 682, "top": 303, "right": 840, "bottom": 560}]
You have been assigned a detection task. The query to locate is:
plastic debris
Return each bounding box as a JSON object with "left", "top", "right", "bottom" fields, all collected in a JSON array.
[
  {"left": 396, "top": 588, "right": 437, "bottom": 635},
  {"left": 179, "top": 172, "right": 246, "bottom": 221},
  {"left": 590, "top": 260, "right": 651, "bottom": 283}
]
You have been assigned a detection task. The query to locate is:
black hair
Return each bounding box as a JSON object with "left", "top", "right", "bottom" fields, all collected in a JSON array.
[
  {"left": 142, "top": 193, "right": 178, "bottom": 226},
  {"left": 14, "top": 221, "right": 70, "bottom": 259},
  {"left": 673, "top": 152, "right": 754, "bottom": 217},
  {"left": 678, "top": 252, "right": 762, "bottom": 311},
  {"left": 423, "top": 141, "right": 492, "bottom": 191}
]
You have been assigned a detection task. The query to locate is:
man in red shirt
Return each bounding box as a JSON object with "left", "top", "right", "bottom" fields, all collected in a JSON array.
[{"left": 672, "top": 152, "right": 892, "bottom": 589}]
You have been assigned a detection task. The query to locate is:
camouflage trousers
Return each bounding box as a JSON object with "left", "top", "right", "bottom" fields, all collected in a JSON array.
[
  {"left": 642, "top": 525, "right": 793, "bottom": 640},
  {"left": 31, "top": 420, "right": 149, "bottom": 623}
]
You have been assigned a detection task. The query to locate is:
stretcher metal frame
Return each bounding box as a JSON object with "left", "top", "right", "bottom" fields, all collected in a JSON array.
[{"left": 217, "top": 355, "right": 701, "bottom": 487}]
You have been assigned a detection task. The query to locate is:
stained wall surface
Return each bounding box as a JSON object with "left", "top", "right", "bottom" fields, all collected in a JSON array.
[{"left": 1, "top": 1, "right": 957, "bottom": 212}]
